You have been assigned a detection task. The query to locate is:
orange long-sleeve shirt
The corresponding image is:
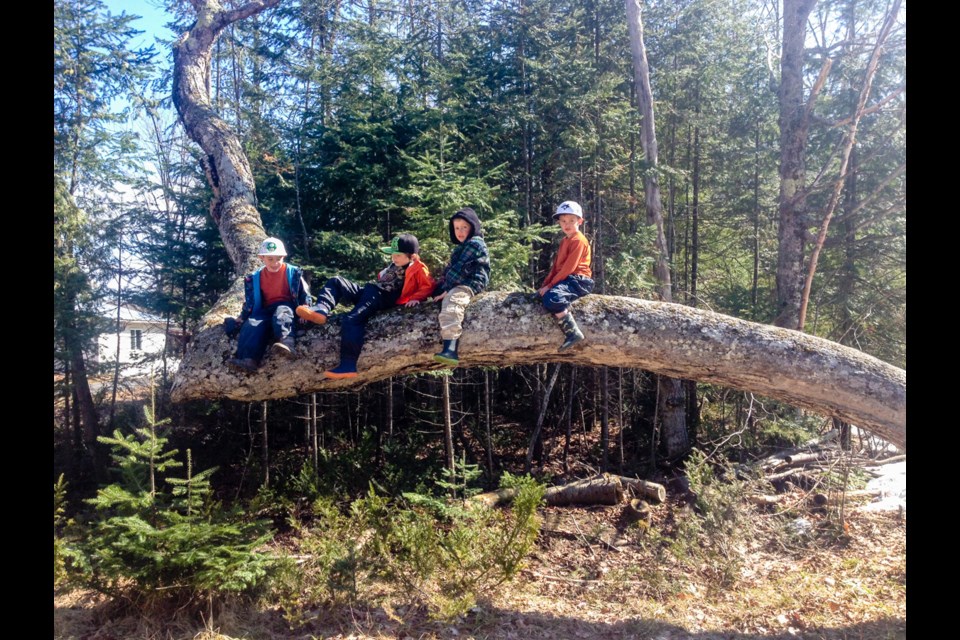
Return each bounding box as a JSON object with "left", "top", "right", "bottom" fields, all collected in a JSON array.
[
  {"left": 542, "top": 231, "right": 592, "bottom": 289},
  {"left": 396, "top": 258, "right": 436, "bottom": 304}
]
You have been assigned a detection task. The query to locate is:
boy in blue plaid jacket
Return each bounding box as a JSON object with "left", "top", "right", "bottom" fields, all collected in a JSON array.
[{"left": 432, "top": 207, "right": 490, "bottom": 367}]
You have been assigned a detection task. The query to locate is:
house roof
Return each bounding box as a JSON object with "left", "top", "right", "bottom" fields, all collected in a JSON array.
[{"left": 101, "top": 303, "right": 166, "bottom": 325}]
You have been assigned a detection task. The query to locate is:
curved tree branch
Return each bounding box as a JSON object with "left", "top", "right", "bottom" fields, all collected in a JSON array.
[
  {"left": 172, "top": 0, "right": 281, "bottom": 281},
  {"left": 170, "top": 291, "right": 906, "bottom": 451}
]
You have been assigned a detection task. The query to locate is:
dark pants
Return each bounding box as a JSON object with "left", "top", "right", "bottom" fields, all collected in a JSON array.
[
  {"left": 234, "top": 303, "right": 296, "bottom": 362},
  {"left": 315, "top": 276, "right": 398, "bottom": 366},
  {"left": 541, "top": 275, "right": 594, "bottom": 314}
]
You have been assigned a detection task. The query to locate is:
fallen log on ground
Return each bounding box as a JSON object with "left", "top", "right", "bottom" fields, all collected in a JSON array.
[{"left": 472, "top": 474, "right": 666, "bottom": 508}]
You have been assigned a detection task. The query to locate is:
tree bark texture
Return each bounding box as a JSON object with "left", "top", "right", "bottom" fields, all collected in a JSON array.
[
  {"left": 774, "top": 0, "right": 817, "bottom": 329},
  {"left": 624, "top": 0, "right": 689, "bottom": 458},
  {"left": 171, "top": 290, "right": 906, "bottom": 450},
  {"left": 172, "top": 0, "right": 281, "bottom": 283}
]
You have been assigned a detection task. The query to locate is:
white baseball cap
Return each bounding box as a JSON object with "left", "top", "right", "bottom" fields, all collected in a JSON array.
[
  {"left": 258, "top": 237, "right": 287, "bottom": 256},
  {"left": 554, "top": 200, "right": 583, "bottom": 219}
]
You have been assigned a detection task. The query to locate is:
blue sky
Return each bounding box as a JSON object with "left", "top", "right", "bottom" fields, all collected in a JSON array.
[{"left": 102, "top": 0, "right": 174, "bottom": 50}]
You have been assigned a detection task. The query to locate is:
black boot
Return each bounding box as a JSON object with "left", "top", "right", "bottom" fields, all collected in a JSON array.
[
  {"left": 557, "top": 313, "right": 584, "bottom": 352},
  {"left": 433, "top": 338, "right": 460, "bottom": 366}
]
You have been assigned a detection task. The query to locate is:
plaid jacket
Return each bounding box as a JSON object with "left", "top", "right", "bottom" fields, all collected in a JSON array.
[{"left": 439, "top": 236, "right": 490, "bottom": 295}]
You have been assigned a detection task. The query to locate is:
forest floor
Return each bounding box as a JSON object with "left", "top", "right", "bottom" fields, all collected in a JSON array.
[{"left": 53, "top": 486, "right": 906, "bottom": 640}]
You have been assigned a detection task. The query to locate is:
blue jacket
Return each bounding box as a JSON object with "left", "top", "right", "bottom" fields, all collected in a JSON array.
[{"left": 236, "top": 264, "right": 312, "bottom": 325}]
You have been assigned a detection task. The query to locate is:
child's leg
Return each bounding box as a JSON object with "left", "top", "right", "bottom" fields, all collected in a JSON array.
[
  {"left": 234, "top": 310, "right": 272, "bottom": 364},
  {"left": 269, "top": 304, "right": 297, "bottom": 357},
  {"left": 438, "top": 285, "right": 474, "bottom": 340},
  {"left": 434, "top": 286, "right": 473, "bottom": 366},
  {"left": 330, "top": 284, "right": 392, "bottom": 375},
  {"left": 542, "top": 276, "right": 592, "bottom": 316},
  {"left": 542, "top": 276, "right": 594, "bottom": 351},
  {"left": 316, "top": 277, "right": 363, "bottom": 314}
]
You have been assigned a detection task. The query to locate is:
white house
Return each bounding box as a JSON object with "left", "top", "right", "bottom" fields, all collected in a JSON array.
[{"left": 96, "top": 304, "right": 182, "bottom": 377}]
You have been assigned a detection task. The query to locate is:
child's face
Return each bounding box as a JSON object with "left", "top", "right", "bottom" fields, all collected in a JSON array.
[
  {"left": 556, "top": 214, "right": 581, "bottom": 237},
  {"left": 453, "top": 218, "right": 472, "bottom": 243},
  {"left": 260, "top": 255, "right": 285, "bottom": 272},
  {"left": 391, "top": 252, "right": 412, "bottom": 267}
]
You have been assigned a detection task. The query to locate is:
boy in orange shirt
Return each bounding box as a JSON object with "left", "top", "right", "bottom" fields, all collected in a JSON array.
[
  {"left": 224, "top": 237, "right": 312, "bottom": 373},
  {"left": 296, "top": 233, "right": 434, "bottom": 378},
  {"left": 537, "top": 201, "right": 594, "bottom": 351}
]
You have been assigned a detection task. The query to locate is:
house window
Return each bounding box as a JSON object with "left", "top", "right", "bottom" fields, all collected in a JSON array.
[{"left": 130, "top": 329, "right": 143, "bottom": 351}]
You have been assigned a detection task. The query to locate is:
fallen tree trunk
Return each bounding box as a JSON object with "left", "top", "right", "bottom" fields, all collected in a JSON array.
[
  {"left": 614, "top": 476, "right": 667, "bottom": 503},
  {"left": 171, "top": 290, "right": 907, "bottom": 451},
  {"left": 472, "top": 474, "right": 651, "bottom": 508},
  {"left": 545, "top": 476, "right": 624, "bottom": 506}
]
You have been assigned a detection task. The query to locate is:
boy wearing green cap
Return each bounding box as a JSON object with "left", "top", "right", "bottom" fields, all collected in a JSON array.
[{"left": 296, "top": 233, "right": 434, "bottom": 378}]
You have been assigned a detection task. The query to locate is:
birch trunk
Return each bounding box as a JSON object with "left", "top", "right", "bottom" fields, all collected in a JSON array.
[{"left": 624, "top": 0, "right": 689, "bottom": 458}]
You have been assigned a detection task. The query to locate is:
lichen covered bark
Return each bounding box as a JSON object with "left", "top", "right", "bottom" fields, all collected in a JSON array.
[{"left": 170, "top": 290, "right": 906, "bottom": 450}]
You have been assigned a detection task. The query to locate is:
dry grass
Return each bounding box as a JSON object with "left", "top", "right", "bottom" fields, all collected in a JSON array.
[{"left": 54, "top": 498, "right": 905, "bottom": 640}]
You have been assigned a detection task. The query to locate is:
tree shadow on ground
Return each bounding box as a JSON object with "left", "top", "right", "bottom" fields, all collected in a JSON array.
[{"left": 55, "top": 593, "right": 906, "bottom": 640}]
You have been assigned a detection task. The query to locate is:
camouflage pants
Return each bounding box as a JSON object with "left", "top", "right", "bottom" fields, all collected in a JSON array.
[{"left": 438, "top": 285, "right": 475, "bottom": 340}]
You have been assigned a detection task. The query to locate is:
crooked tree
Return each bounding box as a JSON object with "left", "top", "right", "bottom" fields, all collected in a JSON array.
[{"left": 169, "top": 0, "right": 906, "bottom": 454}]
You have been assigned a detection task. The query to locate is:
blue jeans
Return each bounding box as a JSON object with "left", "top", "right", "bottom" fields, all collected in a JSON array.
[
  {"left": 315, "top": 276, "right": 398, "bottom": 366},
  {"left": 234, "top": 303, "right": 296, "bottom": 362},
  {"left": 541, "top": 275, "right": 594, "bottom": 314}
]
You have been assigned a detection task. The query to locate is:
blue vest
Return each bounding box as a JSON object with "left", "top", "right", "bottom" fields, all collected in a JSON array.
[{"left": 252, "top": 265, "right": 299, "bottom": 312}]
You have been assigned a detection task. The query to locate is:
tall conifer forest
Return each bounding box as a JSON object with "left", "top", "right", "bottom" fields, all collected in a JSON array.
[{"left": 54, "top": 0, "right": 905, "bottom": 633}]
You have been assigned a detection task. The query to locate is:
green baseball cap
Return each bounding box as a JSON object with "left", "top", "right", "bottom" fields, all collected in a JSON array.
[{"left": 380, "top": 233, "right": 420, "bottom": 256}]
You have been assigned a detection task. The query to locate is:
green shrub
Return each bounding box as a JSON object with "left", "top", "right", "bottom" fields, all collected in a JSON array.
[
  {"left": 74, "top": 402, "right": 277, "bottom": 608},
  {"left": 670, "top": 449, "right": 753, "bottom": 586},
  {"left": 277, "top": 471, "right": 545, "bottom": 625}
]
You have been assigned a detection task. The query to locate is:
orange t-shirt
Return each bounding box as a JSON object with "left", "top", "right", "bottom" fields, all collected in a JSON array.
[
  {"left": 260, "top": 263, "right": 293, "bottom": 306},
  {"left": 542, "top": 231, "right": 592, "bottom": 289}
]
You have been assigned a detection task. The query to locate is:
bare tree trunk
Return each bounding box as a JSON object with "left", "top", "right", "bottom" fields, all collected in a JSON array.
[
  {"left": 70, "top": 347, "right": 99, "bottom": 449},
  {"left": 484, "top": 369, "right": 493, "bottom": 474},
  {"left": 261, "top": 401, "right": 269, "bottom": 488},
  {"left": 172, "top": 291, "right": 906, "bottom": 450},
  {"left": 312, "top": 393, "right": 319, "bottom": 468},
  {"left": 109, "top": 238, "right": 123, "bottom": 431},
  {"left": 796, "top": 0, "right": 902, "bottom": 331},
  {"left": 624, "top": 0, "right": 688, "bottom": 459},
  {"left": 600, "top": 368, "right": 609, "bottom": 471},
  {"left": 563, "top": 367, "right": 576, "bottom": 472},
  {"left": 443, "top": 374, "right": 454, "bottom": 488},
  {"left": 172, "top": 0, "right": 281, "bottom": 281},
  {"left": 774, "top": 0, "right": 817, "bottom": 329},
  {"left": 752, "top": 123, "right": 761, "bottom": 315},
  {"left": 526, "top": 364, "right": 562, "bottom": 473},
  {"left": 618, "top": 368, "right": 625, "bottom": 471}
]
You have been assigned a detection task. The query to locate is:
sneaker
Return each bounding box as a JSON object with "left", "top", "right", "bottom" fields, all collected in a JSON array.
[
  {"left": 271, "top": 340, "right": 296, "bottom": 359},
  {"left": 324, "top": 362, "right": 358, "bottom": 379},
  {"left": 227, "top": 357, "right": 259, "bottom": 373},
  {"left": 296, "top": 305, "right": 328, "bottom": 325}
]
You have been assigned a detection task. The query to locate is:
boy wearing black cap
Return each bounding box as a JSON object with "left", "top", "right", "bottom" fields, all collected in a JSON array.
[
  {"left": 296, "top": 233, "right": 434, "bottom": 378},
  {"left": 432, "top": 207, "right": 491, "bottom": 366}
]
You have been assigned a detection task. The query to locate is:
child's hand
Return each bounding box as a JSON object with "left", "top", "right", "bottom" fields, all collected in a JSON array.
[
  {"left": 404, "top": 300, "right": 420, "bottom": 308},
  {"left": 223, "top": 317, "right": 240, "bottom": 338},
  {"left": 433, "top": 291, "right": 448, "bottom": 302},
  {"left": 537, "top": 286, "right": 549, "bottom": 297}
]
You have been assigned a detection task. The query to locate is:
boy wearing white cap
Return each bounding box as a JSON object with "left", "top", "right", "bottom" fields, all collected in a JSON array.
[
  {"left": 224, "top": 237, "right": 312, "bottom": 373},
  {"left": 537, "top": 201, "right": 594, "bottom": 351}
]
